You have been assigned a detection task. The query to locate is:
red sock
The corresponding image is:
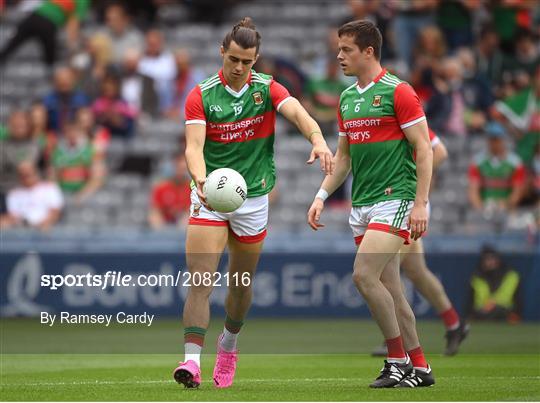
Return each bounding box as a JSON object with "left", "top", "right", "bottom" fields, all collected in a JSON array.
[
  {"left": 440, "top": 307, "right": 460, "bottom": 330},
  {"left": 386, "top": 335, "right": 407, "bottom": 360},
  {"left": 408, "top": 346, "right": 428, "bottom": 369}
]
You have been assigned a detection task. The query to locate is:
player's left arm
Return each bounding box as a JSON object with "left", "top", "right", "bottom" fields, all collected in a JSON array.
[
  {"left": 394, "top": 82, "right": 433, "bottom": 240},
  {"left": 404, "top": 120, "right": 433, "bottom": 239},
  {"left": 270, "top": 81, "right": 334, "bottom": 175}
]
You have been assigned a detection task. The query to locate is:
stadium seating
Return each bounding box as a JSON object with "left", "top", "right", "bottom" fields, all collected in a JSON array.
[{"left": 0, "top": 1, "right": 531, "bottom": 237}]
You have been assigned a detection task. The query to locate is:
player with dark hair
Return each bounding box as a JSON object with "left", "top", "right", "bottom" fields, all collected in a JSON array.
[
  {"left": 173, "top": 17, "right": 334, "bottom": 389},
  {"left": 308, "top": 20, "right": 435, "bottom": 388}
]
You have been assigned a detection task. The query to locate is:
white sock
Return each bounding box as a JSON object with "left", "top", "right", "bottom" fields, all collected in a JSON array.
[
  {"left": 387, "top": 355, "right": 409, "bottom": 364},
  {"left": 184, "top": 343, "right": 201, "bottom": 367},
  {"left": 219, "top": 327, "right": 239, "bottom": 352}
]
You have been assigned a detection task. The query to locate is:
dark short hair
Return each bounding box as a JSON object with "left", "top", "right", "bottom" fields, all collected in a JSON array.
[
  {"left": 338, "top": 20, "right": 382, "bottom": 60},
  {"left": 222, "top": 17, "right": 261, "bottom": 53}
]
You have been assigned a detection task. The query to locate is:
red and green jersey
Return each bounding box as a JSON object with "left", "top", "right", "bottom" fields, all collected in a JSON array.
[
  {"left": 494, "top": 86, "right": 539, "bottom": 164},
  {"left": 468, "top": 151, "right": 526, "bottom": 201},
  {"left": 35, "top": 0, "right": 90, "bottom": 27},
  {"left": 185, "top": 69, "right": 291, "bottom": 197},
  {"left": 52, "top": 140, "right": 93, "bottom": 193},
  {"left": 337, "top": 69, "right": 426, "bottom": 206}
]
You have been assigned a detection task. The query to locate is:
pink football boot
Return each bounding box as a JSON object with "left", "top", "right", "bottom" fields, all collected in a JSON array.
[
  {"left": 212, "top": 335, "right": 238, "bottom": 388},
  {"left": 173, "top": 360, "right": 201, "bottom": 388}
]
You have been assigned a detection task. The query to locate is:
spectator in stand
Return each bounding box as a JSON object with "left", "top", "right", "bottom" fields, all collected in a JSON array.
[
  {"left": 311, "top": 28, "right": 353, "bottom": 84},
  {"left": 92, "top": 75, "right": 137, "bottom": 138},
  {"left": 0, "top": 110, "right": 40, "bottom": 213},
  {"left": 436, "top": 0, "right": 480, "bottom": 51},
  {"left": 391, "top": 0, "right": 438, "bottom": 67},
  {"left": 0, "top": 0, "right": 90, "bottom": 67},
  {"left": 410, "top": 25, "right": 447, "bottom": 104},
  {"left": 474, "top": 25, "right": 504, "bottom": 93},
  {"left": 43, "top": 67, "right": 89, "bottom": 132},
  {"left": 120, "top": 49, "right": 159, "bottom": 118},
  {"left": 457, "top": 47, "right": 494, "bottom": 133},
  {"left": 534, "top": 143, "right": 540, "bottom": 228},
  {"left": 493, "top": 65, "right": 540, "bottom": 165},
  {"left": 30, "top": 102, "right": 57, "bottom": 167},
  {"left": 75, "top": 107, "right": 110, "bottom": 160},
  {"left": 500, "top": 29, "right": 540, "bottom": 92},
  {"left": 304, "top": 56, "right": 348, "bottom": 132},
  {"left": 254, "top": 56, "right": 307, "bottom": 101},
  {"left": 492, "top": 0, "right": 535, "bottom": 53},
  {"left": 100, "top": 2, "right": 144, "bottom": 64},
  {"left": 138, "top": 30, "right": 177, "bottom": 113},
  {"left": 71, "top": 33, "right": 112, "bottom": 100},
  {"left": 468, "top": 122, "right": 526, "bottom": 212},
  {"left": 0, "top": 161, "right": 63, "bottom": 231},
  {"left": 49, "top": 120, "right": 105, "bottom": 204},
  {"left": 534, "top": 143, "right": 540, "bottom": 199},
  {"left": 148, "top": 152, "right": 191, "bottom": 229},
  {"left": 426, "top": 57, "right": 466, "bottom": 135},
  {"left": 466, "top": 245, "right": 523, "bottom": 322},
  {"left": 164, "top": 49, "right": 205, "bottom": 121}
]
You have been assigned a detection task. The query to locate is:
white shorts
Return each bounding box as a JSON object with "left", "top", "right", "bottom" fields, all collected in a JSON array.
[
  {"left": 349, "top": 199, "right": 413, "bottom": 246},
  {"left": 188, "top": 188, "right": 269, "bottom": 243}
]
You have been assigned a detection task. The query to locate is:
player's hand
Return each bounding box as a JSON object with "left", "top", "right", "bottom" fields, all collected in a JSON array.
[
  {"left": 195, "top": 178, "right": 213, "bottom": 211},
  {"left": 307, "top": 141, "right": 335, "bottom": 175},
  {"left": 408, "top": 203, "right": 428, "bottom": 241},
  {"left": 307, "top": 198, "right": 325, "bottom": 230}
]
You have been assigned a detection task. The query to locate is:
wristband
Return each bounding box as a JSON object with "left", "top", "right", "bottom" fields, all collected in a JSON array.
[
  {"left": 308, "top": 130, "right": 323, "bottom": 141},
  {"left": 315, "top": 189, "right": 329, "bottom": 201}
]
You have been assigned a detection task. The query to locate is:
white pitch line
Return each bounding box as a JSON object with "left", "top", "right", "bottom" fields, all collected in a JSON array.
[{"left": 2, "top": 376, "right": 539, "bottom": 388}]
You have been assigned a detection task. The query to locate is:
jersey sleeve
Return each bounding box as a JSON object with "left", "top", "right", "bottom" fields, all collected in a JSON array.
[
  {"left": 511, "top": 164, "right": 526, "bottom": 186},
  {"left": 337, "top": 108, "right": 346, "bottom": 137},
  {"left": 394, "top": 82, "right": 426, "bottom": 129},
  {"left": 428, "top": 128, "right": 440, "bottom": 148},
  {"left": 184, "top": 86, "right": 206, "bottom": 125},
  {"left": 270, "top": 80, "right": 293, "bottom": 112},
  {"left": 468, "top": 164, "right": 481, "bottom": 184}
]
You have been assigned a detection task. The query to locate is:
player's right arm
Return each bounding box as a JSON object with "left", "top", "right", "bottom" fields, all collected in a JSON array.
[
  {"left": 307, "top": 136, "right": 351, "bottom": 230},
  {"left": 184, "top": 86, "right": 209, "bottom": 207},
  {"left": 432, "top": 138, "right": 448, "bottom": 171},
  {"left": 185, "top": 124, "right": 208, "bottom": 206}
]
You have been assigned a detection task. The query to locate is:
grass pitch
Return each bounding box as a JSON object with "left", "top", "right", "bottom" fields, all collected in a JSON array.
[{"left": 1, "top": 319, "right": 539, "bottom": 401}]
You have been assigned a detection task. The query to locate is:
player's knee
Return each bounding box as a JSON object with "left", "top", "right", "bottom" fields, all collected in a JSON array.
[
  {"left": 189, "top": 284, "right": 213, "bottom": 298},
  {"left": 228, "top": 282, "right": 252, "bottom": 298},
  {"left": 352, "top": 270, "right": 375, "bottom": 294}
]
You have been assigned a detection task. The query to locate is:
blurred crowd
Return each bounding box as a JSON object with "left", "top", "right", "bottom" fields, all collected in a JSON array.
[{"left": 0, "top": 0, "right": 538, "bottom": 234}]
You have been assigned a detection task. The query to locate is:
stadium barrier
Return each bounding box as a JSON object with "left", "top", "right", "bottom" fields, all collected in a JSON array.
[{"left": 1, "top": 252, "right": 538, "bottom": 321}]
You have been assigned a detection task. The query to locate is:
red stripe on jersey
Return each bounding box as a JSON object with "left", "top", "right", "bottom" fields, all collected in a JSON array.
[
  {"left": 343, "top": 116, "right": 405, "bottom": 144},
  {"left": 206, "top": 111, "right": 276, "bottom": 143},
  {"left": 482, "top": 178, "right": 512, "bottom": 189},
  {"left": 51, "top": 0, "right": 75, "bottom": 13}
]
